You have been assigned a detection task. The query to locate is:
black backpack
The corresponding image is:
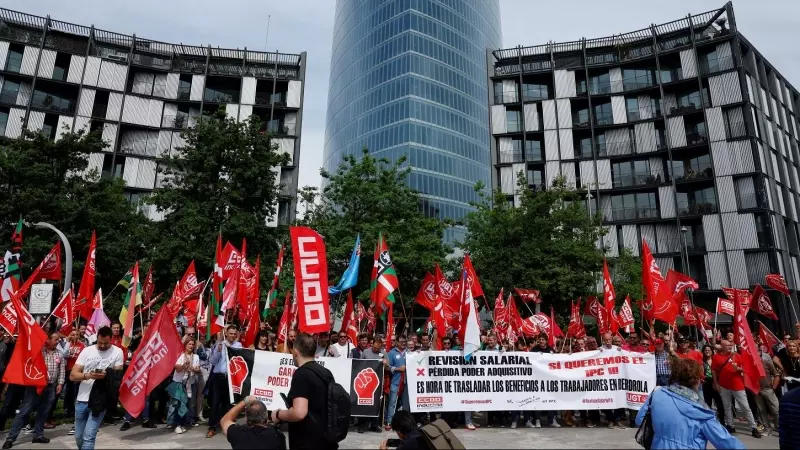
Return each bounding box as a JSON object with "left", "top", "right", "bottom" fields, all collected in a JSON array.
[{"left": 306, "top": 362, "right": 350, "bottom": 443}]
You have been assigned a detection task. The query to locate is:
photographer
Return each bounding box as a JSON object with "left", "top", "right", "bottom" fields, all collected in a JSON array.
[
  {"left": 380, "top": 410, "right": 425, "bottom": 450},
  {"left": 221, "top": 396, "right": 285, "bottom": 450}
]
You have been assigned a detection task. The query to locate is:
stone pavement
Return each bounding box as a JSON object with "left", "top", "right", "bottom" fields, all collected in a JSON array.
[{"left": 3, "top": 422, "right": 779, "bottom": 449}]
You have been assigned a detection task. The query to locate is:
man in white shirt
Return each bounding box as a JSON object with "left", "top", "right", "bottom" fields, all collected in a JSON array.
[
  {"left": 330, "top": 333, "right": 352, "bottom": 358},
  {"left": 69, "top": 326, "right": 124, "bottom": 450}
]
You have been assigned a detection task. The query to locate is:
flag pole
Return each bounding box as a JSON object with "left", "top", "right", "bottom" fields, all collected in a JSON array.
[{"left": 785, "top": 293, "right": 799, "bottom": 324}]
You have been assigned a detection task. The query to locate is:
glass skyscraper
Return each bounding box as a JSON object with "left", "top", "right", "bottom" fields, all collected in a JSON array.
[{"left": 324, "top": 0, "right": 502, "bottom": 243}]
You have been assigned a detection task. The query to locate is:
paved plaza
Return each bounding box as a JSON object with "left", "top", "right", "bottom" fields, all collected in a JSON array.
[{"left": 3, "top": 421, "right": 779, "bottom": 449}]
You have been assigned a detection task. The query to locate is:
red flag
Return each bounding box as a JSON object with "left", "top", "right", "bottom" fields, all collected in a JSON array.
[
  {"left": 384, "top": 304, "right": 394, "bottom": 353},
  {"left": 584, "top": 296, "right": 605, "bottom": 331},
  {"left": 602, "top": 260, "right": 615, "bottom": 333},
  {"left": 91, "top": 289, "right": 103, "bottom": 310},
  {"left": 530, "top": 312, "right": 562, "bottom": 341},
  {"left": 765, "top": 274, "right": 790, "bottom": 296},
  {"left": 506, "top": 293, "right": 523, "bottom": 332},
  {"left": 716, "top": 297, "right": 735, "bottom": 316},
  {"left": 52, "top": 290, "right": 74, "bottom": 323},
  {"left": 722, "top": 288, "right": 752, "bottom": 311},
  {"left": 680, "top": 297, "right": 699, "bottom": 326},
  {"left": 567, "top": 299, "right": 586, "bottom": 338},
  {"left": 221, "top": 253, "right": 240, "bottom": 313},
  {"left": 514, "top": 288, "right": 541, "bottom": 303},
  {"left": 751, "top": 285, "right": 778, "bottom": 320},
  {"left": 165, "top": 282, "right": 182, "bottom": 318},
  {"left": 733, "top": 289, "right": 765, "bottom": 394},
  {"left": 119, "top": 305, "right": 183, "bottom": 418},
  {"left": 641, "top": 240, "right": 679, "bottom": 323},
  {"left": 431, "top": 293, "right": 448, "bottom": 347},
  {"left": 618, "top": 296, "right": 635, "bottom": 328},
  {"left": 492, "top": 289, "right": 507, "bottom": 333},
  {"left": 462, "top": 254, "right": 484, "bottom": 298},
  {"left": 178, "top": 261, "right": 203, "bottom": 301},
  {"left": 32, "top": 242, "right": 62, "bottom": 282},
  {"left": 340, "top": 290, "right": 358, "bottom": 344},
  {"left": 758, "top": 321, "right": 780, "bottom": 356},
  {"left": 141, "top": 265, "right": 155, "bottom": 307},
  {"left": 415, "top": 272, "right": 436, "bottom": 311},
  {"left": 0, "top": 302, "right": 17, "bottom": 335},
  {"left": 276, "top": 291, "right": 292, "bottom": 348},
  {"left": 76, "top": 231, "right": 97, "bottom": 320},
  {"left": 434, "top": 264, "right": 460, "bottom": 317},
  {"left": 666, "top": 270, "right": 699, "bottom": 295},
  {"left": 240, "top": 302, "right": 259, "bottom": 349},
  {"left": 548, "top": 308, "right": 557, "bottom": 347},
  {"left": 2, "top": 293, "right": 48, "bottom": 393},
  {"left": 520, "top": 317, "right": 540, "bottom": 337},
  {"left": 290, "top": 226, "right": 330, "bottom": 334},
  {"left": 183, "top": 299, "right": 199, "bottom": 328}
]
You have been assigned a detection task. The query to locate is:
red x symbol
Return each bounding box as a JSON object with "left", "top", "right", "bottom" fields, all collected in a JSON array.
[{"left": 416, "top": 368, "right": 425, "bottom": 376}]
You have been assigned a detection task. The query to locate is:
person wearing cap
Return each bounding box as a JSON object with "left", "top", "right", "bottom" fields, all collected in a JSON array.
[
  {"left": 654, "top": 338, "right": 672, "bottom": 387},
  {"left": 675, "top": 338, "right": 703, "bottom": 364}
]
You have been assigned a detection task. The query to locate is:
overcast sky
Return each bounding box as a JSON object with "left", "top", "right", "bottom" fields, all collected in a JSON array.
[{"left": 9, "top": 0, "right": 800, "bottom": 191}]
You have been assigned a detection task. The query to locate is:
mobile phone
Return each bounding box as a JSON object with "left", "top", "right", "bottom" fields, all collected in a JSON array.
[
  {"left": 280, "top": 393, "right": 290, "bottom": 407},
  {"left": 386, "top": 438, "right": 402, "bottom": 448}
]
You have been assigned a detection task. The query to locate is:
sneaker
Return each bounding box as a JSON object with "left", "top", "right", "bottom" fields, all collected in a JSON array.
[
  {"left": 725, "top": 425, "right": 736, "bottom": 434},
  {"left": 751, "top": 428, "right": 762, "bottom": 439},
  {"left": 510, "top": 421, "right": 517, "bottom": 429},
  {"left": 524, "top": 420, "right": 534, "bottom": 428},
  {"left": 22, "top": 425, "right": 32, "bottom": 435},
  {"left": 465, "top": 424, "right": 475, "bottom": 431},
  {"left": 141, "top": 422, "right": 157, "bottom": 429},
  {"left": 165, "top": 424, "right": 175, "bottom": 431},
  {"left": 384, "top": 425, "right": 391, "bottom": 431},
  {"left": 31, "top": 436, "right": 50, "bottom": 444},
  {"left": 534, "top": 419, "right": 541, "bottom": 429},
  {"left": 616, "top": 422, "right": 626, "bottom": 429},
  {"left": 357, "top": 428, "right": 365, "bottom": 434},
  {"left": 67, "top": 427, "right": 75, "bottom": 436},
  {"left": 586, "top": 421, "right": 596, "bottom": 428},
  {"left": 607, "top": 422, "right": 615, "bottom": 429},
  {"left": 120, "top": 422, "right": 131, "bottom": 431},
  {"left": 550, "top": 420, "right": 561, "bottom": 428},
  {"left": 174, "top": 426, "right": 186, "bottom": 435},
  {"left": 416, "top": 423, "right": 422, "bottom": 428},
  {"left": 756, "top": 423, "right": 766, "bottom": 432},
  {"left": 198, "top": 415, "right": 206, "bottom": 423}
]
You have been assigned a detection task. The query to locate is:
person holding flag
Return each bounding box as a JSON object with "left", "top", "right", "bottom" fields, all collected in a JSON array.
[
  {"left": 206, "top": 325, "right": 242, "bottom": 439},
  {"left": 712, "top": 340, "right": 762, "bottom": 438}
]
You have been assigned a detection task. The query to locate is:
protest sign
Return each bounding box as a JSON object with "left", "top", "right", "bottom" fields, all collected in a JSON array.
[
  {"left": 226, "top": 348, "right": 384, "bottom": 417},
  {"left": 407, "top": 349, "right": 655, "bottom": 412}
]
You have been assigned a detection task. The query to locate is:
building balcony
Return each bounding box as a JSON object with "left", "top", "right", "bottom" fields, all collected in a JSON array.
[
  {"left": 673, "top": 165, "right": 713, "bottom": 183},
  {"left": 699, "top": 55, "right": 735, "bottom": 76},
  {"left": 685, "top": 131, "right": 709, "bottom": 146},
  {"left": 612, "top": 171, "right": 663, "bottom": 188},
  {"left": 264, "top": 119, "right": 295, "bottom": 136},
  {"left": 255, "top": 92, "right": 289, "bottom": 107},
  {"left": 177, "top": 89, "right": 192, "bottom": 101},
  {"left": 162, "top": 114, "right": 189, "bottom": 129},
  {"left": 677, "top": 201, "right": 717, "bottom": 216},
  {"left": 611, "top": 207, "right": 660, "bottom": 221},
  {"left": 30, "top": 92, "right": 75, "bottom": 114},
  {"left": 664, "top": 101, "right": 708, "bottom": 117},
  {"left": 594, "top": 113, "right": 614, "bottom": 127}
]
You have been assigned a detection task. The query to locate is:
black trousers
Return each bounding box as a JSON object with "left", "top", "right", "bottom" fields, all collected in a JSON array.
[
  {"left": 702, "top": 378, "right": 724, "bottom": 422},
  {"left": 208, "top": 373, "right": 231, "bottom": 429},
  {"left": 0, "top": 384, "right": 25, "bottom": 430}
]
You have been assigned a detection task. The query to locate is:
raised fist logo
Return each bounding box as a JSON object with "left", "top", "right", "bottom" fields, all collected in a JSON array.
[
  {"left": 354, "top": 367, "right": 379, "bottom": 406},
  {"left": 24, "top": 358, "right": 45, "bottom": 381},
  {"left": 229, "top": 356, "right": 249, "bottom": 394}
]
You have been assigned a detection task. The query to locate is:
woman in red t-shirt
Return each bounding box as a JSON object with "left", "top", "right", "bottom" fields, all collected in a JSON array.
[{"left": 64, "top": 329, "right": 86, "bottom": 419}]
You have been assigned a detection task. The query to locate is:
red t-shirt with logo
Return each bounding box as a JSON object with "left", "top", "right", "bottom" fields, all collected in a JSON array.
[
  {"left": 66, "top": 341, "right": 86, "bottom": 371},
  {"left": 712, "top": 352, "right": 744, "bottom": 391},
  {"left": 677, "top": 349, "right": 703, "bottom": 365}
]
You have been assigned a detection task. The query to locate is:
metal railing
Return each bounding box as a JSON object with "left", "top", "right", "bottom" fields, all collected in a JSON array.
[
  {"left": 29, "top": 91, "right": 75, "bottom": 114},
  {"left": 161, "top": 114, "right": 188, "bottom": 129},
  {"left": 612, "top": 171, "right": 663, "bottom": 188},
  {"left": 594, "top": 113, "right": 614, "bottom": 126},
  {"left": 573, "top": 117, "right": 591, "bottom": 128},
  {"left": 658, "top": 35, "right": 691, "bottom": 52},
  {"left": 255, "top": 92, "right": 286, "bottom": 106},
  {"left": 664, "top": 100, "right": 708, "bottom": 116},
  {"left": 589, "top": 80, "right": 612, "bottom": 95},
  {"left": 611, "top": 207, "right": 659, "bottom": 221},
  {"left": 131, "top": 53, "right": 172, "bottom": 71},
  {"left": 203, "top": 90, "right": 238, "bottom": 103},
  {"left": 685, "top": 131, "right": 709, "bottom": 146},
  {"left": 658, "top": 68, "right": 686, "bottom": 84},
  {"left": 673, "top": 165, "right": 713, "bottom": 182},
  {"left": 521, "top": 86, "right": 548, "bottom": 102},
  {"left": 498, "top": 151, "right": 524, "bottom": 164},
  {"left": 494, "top": 90, "right": 519, "bottom": 104},
  {"left": 677, "top": 201, "right": 717, "bottom": 216},
  {"left": 606, "top": 140, "right": 635, "bottom": 155},
  {"left": 628, "top": 105, "right": 662, "bottom": 122},
  {"left": 265, "top": 120, "right": 295, "bottom": 135}
]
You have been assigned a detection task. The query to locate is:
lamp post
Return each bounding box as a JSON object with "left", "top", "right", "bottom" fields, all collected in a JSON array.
[
  {"left": 680, "top": 225, "right": 698, "bottom": 339},
  {"left": 31, "top": 222, "right": 72, "bottom": 298}
]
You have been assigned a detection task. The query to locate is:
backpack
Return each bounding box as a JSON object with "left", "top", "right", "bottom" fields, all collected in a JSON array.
[
  {"left": 306, "top": 362, "right": 350, "bottom": 443},
  {"left": 420, "top": 419, "right": 465, "bottom": 450}
]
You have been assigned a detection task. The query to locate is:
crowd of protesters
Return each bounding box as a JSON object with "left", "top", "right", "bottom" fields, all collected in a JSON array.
[{"left": 0, "top": 315, "right": 796, "bottom": 449}]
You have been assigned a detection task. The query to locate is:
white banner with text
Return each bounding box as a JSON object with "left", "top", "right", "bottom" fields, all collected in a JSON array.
[{"left": 407, "top": 349, "right": 655, "bottom": 412}]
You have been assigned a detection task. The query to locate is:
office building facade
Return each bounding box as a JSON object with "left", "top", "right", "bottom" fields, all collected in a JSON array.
[
  {"left": 324, "top": 0, "right": 502, "bottom": 243},
  {"left": 0, "top": 8, "right": 306, "bottom": 225},
  {"left": 488, "top": 3, "right": 799, "bottom": 329}
]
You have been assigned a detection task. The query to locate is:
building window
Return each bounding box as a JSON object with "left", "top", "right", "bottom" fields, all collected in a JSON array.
[
  {"left": 754, "top": 214, "right": 770, "bottom": 248},
  {"left": 671, "top": 154, "right": 713, "bottom": 181},
  {"left": 506, "top": 110, "right": 521, "bottom": 132},
  {"left": 5, "top": 44, "right": 23, "bottom": 73},
  {"left": 577, "top": 136, "right": 593, "bottom": 158},
  {"left": 617, "top": 226, "right": 625, "bottom": 255},
  {"left": 596, "top": 134, "right": 607, "bottom": 156},
  {"left": 589, "top": 72, "right": 611, "bottom": 95},
  {"left": 522, "top": 82, "right": 548, "bottom": 101},
  {"left": 178, "top": 75, "right": 192, "bottom": 100},
  {"left": 0, "top": 80, "right": 20, "bottom": 105},
  {"left": 594, "top": 102, "right": 613, "bottom": 126},
  {"left": 612, "top": 159, "right": 653, "bottom": 187},
  {"left": 611, "top": 192, "right": 658, "bottom": 220},
  {"left": 52, "top": 53, "right": 71, "bottom": 81},
  {"left": 626, "top": 97, "right": 640, "bottom": 122},
  {"left": 41, "top": 113, "right": 58, "bottom": 140},
  {"left": 676, "top": 187, "right": 717, "bottom": 215},
  {"left": 92, "top": 90, "right": 110, "bottom": 118},
  {"left": 0, "top": 108, "right": 8, "bottom": 136},
  {"left": 682, "top": 224, "right": 706, "bottom": 252},
  {"left": 493, "top": 82, "right": 503, "bottom": 104},
  {"left": 723, "top": 107, "right": 746, "bottom": 139},
  {"left": 528, "top": 168, "right": 544, "bottom": 189},
  {"left": 101, "top": 154, "right": 125, "bottom": 179},
  {"left": 573, "top": 107, "right": 590, "bottom": 127},
  {"left": 525, "top": 139, "right": 543, "bottom": 162},
  {"left": 622, "top": 69, "right": 654, "bottom": 90},
  {"left": 685, "top": 121, "right": 708, "bottom": 144},
  {"left": 734, "top": 176, "right": 758, "bottom": 209}
]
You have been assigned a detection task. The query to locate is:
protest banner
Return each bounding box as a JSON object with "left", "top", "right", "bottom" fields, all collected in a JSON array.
[
  {"left": 226, "top": 348, "right": 384, "bottom": 417},
  {"left": 407, "top": 349, "right": 655, "bottom": 412}
]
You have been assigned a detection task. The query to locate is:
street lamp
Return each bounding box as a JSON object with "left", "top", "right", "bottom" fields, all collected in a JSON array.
[
  {"left": 679, "top": 225, "right": 698, "bottom": 339},
  {"left": 30, "top": 222, "right": 72, "bottom": 298},
  {"left": 585, "top": 190, "right": 593, "bottom": 219}
]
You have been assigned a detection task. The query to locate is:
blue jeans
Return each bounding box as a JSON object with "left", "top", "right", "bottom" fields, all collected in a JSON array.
[
  {"left": 384, "top": 384, "right": 408, "bottom": 425},
  {"left": 124, "top": 396, "right": 150, "bottom": 423},
  {"left": 6, "top": 384, "right": 55, "bottom": 441},
  {"left": 75, "top": 401, "right": 105, "bottom": 450},
  {"left": 511, "top": 411, "right": 531, "bottom": 423},
  {"left": 534, "top": 410, "right": 555, "bottom": 423}
]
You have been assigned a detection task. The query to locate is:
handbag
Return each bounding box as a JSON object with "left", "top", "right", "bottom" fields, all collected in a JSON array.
[{"left": 635, "top": 390, "right": 656, "bottom": 450}]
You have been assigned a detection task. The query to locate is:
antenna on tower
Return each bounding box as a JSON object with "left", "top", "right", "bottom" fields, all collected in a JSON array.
[{"left": 264, "top": 14, "right": 271, "bottom": 51}]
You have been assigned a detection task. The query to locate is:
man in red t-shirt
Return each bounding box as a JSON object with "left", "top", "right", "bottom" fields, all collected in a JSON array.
[
  {"left": 711, "top": 340, "right": 761, "bottom": 438},
  {"left": 674, "top": 337, "right": 703, "bottom": 364},
  {"left": 622, "top": 331, "right": 648, "bottom": 353}
]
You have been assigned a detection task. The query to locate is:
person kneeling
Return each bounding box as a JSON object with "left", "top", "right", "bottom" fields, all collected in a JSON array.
[
  {"left": 380, "top": 410, "right": 426, "bottom": 450},
  {"left": 221, "top": 396, "right": 285, "bottom": 450}
]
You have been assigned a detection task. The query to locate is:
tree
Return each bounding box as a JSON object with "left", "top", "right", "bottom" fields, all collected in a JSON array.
[
  {"left": 463, "top": 173, "right": 607, "bottom": 318},
  {"left": 148, "top": 109, "right": 290, "bottom": 290},
  {"left": 304, "top": 149, "right": 451, "bottom": 317},
  {"left": 0, "top": 129, "right": 152, "bottom": 304}
]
